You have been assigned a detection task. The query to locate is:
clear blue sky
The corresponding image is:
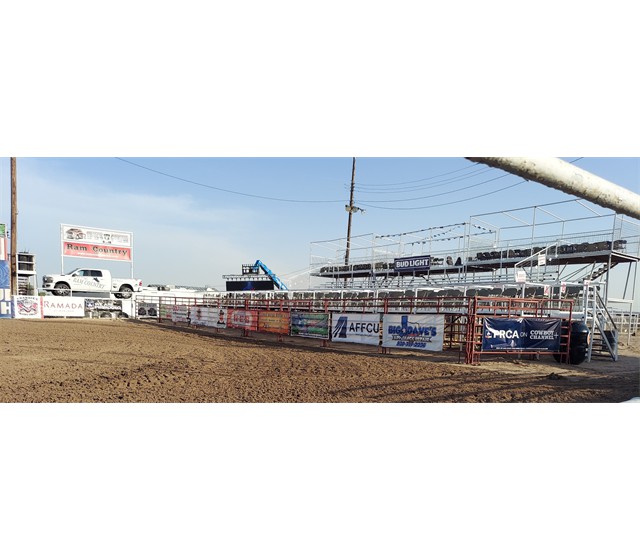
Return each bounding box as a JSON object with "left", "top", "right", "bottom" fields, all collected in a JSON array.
[{"left": 0, "top": 157, "right": 638, "bottom": 293}]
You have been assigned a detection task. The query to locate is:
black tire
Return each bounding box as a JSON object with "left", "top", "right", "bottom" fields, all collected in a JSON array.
[
  {"left": 53, "top": 282, "right": 71, "bottom": 296},
  {"left": 138, "top": 307, "right": 147, "bottom": 316},
  {"left": 553, "top": 345, "right": 587, "bottom": 365},
  {"left": 119, "top": 285, "right": 133, "bottom": 299},
  {"left": 148, "top": 308, "right": 157, "bottom": 317}
]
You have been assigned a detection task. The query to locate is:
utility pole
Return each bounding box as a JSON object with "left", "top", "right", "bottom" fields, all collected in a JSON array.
[
  {"left": 10, "top": 158, "right": 17, "bottom": 296},
  {"left": 344, "top": 157, "right": 366, "bottom": 266}
]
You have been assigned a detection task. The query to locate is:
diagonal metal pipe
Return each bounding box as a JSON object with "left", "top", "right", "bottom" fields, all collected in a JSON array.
[{"left": 466, "top": 157, "right": 640, "bottom": 219}]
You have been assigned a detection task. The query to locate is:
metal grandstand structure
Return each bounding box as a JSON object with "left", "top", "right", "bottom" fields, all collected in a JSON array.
[{"left": 309, "top": 199, "right": 640, "bottom": 308}]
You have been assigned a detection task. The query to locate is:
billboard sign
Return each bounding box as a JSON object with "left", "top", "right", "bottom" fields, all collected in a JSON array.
[
  {"left": 330, "top": 312, "right": 381, "bottom": 345},
  {"left": 393, "top": 255, "right": 431, "bottom": 273},
  {"left": 290, "top": 312, "right": 330, "bottom": 339},
  {"left": 482, "top": 317, "right": 562, "bottom": 352},
  {"left": 382, "top": 313, "right": 445, "bottom": 351},
  {"left": 61, "top": 224, "right": 133, "bottom": 262}
]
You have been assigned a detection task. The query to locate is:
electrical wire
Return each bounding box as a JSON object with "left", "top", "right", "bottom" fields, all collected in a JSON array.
[
  {"left": 359, "top": 179, "right": 528, "bottom": 211},
  {"left": 356, "top": 157, "right": 586, "bottom": 210},
  {"left": 114, "top": 158, "right": 344, "bottom": 204},
  {"left": 349, "top": 166, "right": 494, "bottom": 193},
  {"left": 358, "top": 172, "right": 513, "bottom": 203},
  {"left": 352, "top": 161, "right": 480, "bottom": 186}
]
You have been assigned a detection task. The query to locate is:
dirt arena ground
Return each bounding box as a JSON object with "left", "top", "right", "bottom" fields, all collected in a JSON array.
[{"left": 1, "top": 318, "right": 638, "bottom": 402}]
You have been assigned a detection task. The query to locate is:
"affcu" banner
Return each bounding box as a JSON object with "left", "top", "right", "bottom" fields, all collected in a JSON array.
[
  {"left": 330, "top": 312, "right": 381, "bottom": 345},
  {"left": 482, "top": 317, "right": 562, "bottom": 351}
]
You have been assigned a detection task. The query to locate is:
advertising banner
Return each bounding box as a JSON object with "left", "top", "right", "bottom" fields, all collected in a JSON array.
[
  {"left": 0, "top": 223, "right": 5, "bottom": 261},
  {"left": 382, "top": 313, "right": 445, "bottom": 351},
  {"left": 482, "top": 317, "right": 562, "bottom": 352},
  {"left": 0, "top": 260, "right": 8, "bottom": 288},
  {"left": 189, "top": 306, "right": 227, "bottom": 328},
  {"left": 43, "top": 296, "right": 86, "bottom": 317},
  {"left": 228, "top": 309, "right": 259, "bottom": 331},
  {"left": 158, "top": 302, "right": 172, "bottom": 320},
  {"left": 213, "top": 307, "right": 227, "bottom": 329},
  {"left": 171, "top": 304, "right": 190, "bottom": 324},
  {"left": 61, "top": 224, "right": 132, "bottom": 262},
  {"left": 0, "top": 287, "right": 12, "bottom": 318},
  {"left": 258, "top": 310, "right": 290, "bottom": 335},
  {"left": 85, "top": 298, "right": 124, "bottom": 318},
  {"left": 62, "top": 241, "right": 132, "bottom": 261},
  {"left": 290, "top": 312, "right": 330, "bottom": 339},
  {"left": 330, "top": 312, "right": 381, "bottom": 345},
  {"left": 13, "top": 296, "right": 44, "bottom": 319},
  {"left": 393, "top": 254, "right": 431, "bottom": 272},
  {"left": 137, "top": 301, "right": 159, "bottom": 319}
]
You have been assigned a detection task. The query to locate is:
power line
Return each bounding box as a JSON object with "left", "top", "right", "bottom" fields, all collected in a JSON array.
[
  {"left": 114, "top": 158, "right": 344, "bottom": 204},
  {"left": 358, "top": 172, "right": 513, "bottom": 203},
  {"left": 352, "top": 158, "right": 585, "bottom": 196},
  {"left": 350, "top": 166, "right": 494, "bottom": 193},
  {"left": 352, "top": 161, "right": 480, "bottom": 186},
  {"left": 355, "top": 158, "right": 587, "bottom": 210},
  {"left": 359, "top": 179, "right": 528, "bottom": 211}
]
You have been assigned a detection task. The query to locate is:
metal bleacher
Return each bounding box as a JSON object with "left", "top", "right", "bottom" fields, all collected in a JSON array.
[{"left": 309, "top": 200, "right": 640, "bottom": 308}]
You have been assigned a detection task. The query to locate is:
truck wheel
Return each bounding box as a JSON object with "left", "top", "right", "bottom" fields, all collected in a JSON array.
[
  {"left": 53, "top": 282, "right": 71, "bottom": 296},
  {"left": 119, "top": 285, "right": 133, "bottom": 299}
]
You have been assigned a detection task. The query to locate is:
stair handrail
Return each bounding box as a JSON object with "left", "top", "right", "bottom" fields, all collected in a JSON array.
[{"left": 585, "top": 285, "right": 619, "bottom": 361}]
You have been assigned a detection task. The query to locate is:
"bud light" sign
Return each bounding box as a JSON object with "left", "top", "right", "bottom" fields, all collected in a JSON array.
[{"left": 393, "top": 255, "right": 431, "bottom": 272}]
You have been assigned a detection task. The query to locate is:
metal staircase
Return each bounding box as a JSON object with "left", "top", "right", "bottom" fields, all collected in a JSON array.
[
  {"left": 583, "top": 285, "right": 619, "bottom": 361},
  {"left": 583, "top": 261, "right": 619, "bottom": 282}
]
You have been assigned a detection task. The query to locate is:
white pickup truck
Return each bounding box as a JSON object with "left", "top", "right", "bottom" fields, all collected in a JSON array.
[{"left": 42, "top": 268, "right": 143, "bottom": 298}]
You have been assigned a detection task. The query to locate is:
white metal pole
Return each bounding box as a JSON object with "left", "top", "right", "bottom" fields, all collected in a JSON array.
[{"left": 466, "top": 157, "right": 640, "bottom": 219}]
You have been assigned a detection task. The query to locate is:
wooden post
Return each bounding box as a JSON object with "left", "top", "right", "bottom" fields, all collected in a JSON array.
[{"left": 10, "top": 158, "right": 17, "bottom": 296}]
